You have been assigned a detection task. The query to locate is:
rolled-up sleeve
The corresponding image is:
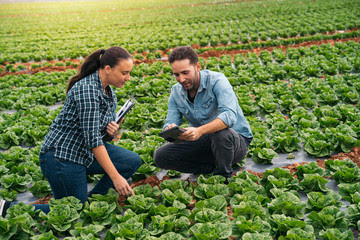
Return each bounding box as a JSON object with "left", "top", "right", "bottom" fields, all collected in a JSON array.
[
  {"left": 213, "top": 77, "right": 238, "bottom": 128},
  {"left": 163, "top": 91, "right": 183, "bottom": 130},
  {"left": 74, "top": 84, "right": 104, "bottom": 149}
]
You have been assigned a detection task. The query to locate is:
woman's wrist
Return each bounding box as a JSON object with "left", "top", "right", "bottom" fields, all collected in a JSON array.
[{"left": 110, "top": 172, "right": 123, "bottom": 182}]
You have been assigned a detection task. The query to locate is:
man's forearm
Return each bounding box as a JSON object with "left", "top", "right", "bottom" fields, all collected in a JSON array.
[{"left": 198, "top": 118, "right": 228, "bottom": 135}]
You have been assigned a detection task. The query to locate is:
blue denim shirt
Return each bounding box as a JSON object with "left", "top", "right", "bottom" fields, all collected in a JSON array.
[{"left": 164, "top": 70, "right": 253, "bottom": 139}]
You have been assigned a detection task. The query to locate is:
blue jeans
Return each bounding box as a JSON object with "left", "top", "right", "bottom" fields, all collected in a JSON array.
[{"left": 32, "top": 143, "right": 141, "bottom": 214}]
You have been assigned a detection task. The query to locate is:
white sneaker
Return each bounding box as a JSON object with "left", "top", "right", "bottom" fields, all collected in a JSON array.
[{"left": 0, "top": 199, "right": 5, "bottom": 218}]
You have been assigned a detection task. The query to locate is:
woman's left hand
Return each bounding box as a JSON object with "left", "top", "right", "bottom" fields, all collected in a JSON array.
[{"left": 106, "top": 121, "right": 120, "bottom": 138}]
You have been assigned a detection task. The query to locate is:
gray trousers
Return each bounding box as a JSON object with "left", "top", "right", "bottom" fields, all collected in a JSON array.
[{"left": 153, "top": 128, "right": 251, "bottom": 178}]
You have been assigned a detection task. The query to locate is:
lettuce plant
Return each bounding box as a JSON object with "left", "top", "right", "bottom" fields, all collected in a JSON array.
[
  {"left": 0, "top": 206, "right": 38, "bottom": 239},
  {"left": 251, "top": 147, "right": 279, "bottom": 164},
  {"left": 232, "top": 201, "right": 268, "bottom": 221},
  {"left": 189, "top": 222, "right": 232, "bottom": 240},
  {"left": 191, "top": 195, "right": 227, "bottom": 215},
  {"left": 269, "top": 214, "right": 314, "bottom": 239},
  {"left": 278, "top": 228, "right": 316, "bottom": 240},
  {"left": 228, "top": 179, "right": 267, "bottom": 198},
  {"left": 29, "top": 180, "right": 52, "bottom": 198},
  {"left": 161, "top": 189, "right": 192, "bottom": 207},
  {"left": 105, "top": 221, "right": 148, "bottom": 240},
  {"left": 304, "top": 137, "right": 333, "bottom": 157},
  {"left": 306, "top": 206, "right": 349, "bottom": 237},
  {"left": 193, "top": 183, "right": 229, "bottom": 200},
  {"left": 0, "top": 173, "right": 32, "bottom": 192},
  {"left": 333, "top": 165, "right": 360, "bottom": 184},
  {"left": 159, "top": 179, "right": 188, "bottom": 193},
  {"left": 190, "top": 208, "right": 229, "bottom": 224},
  {"left": 79, "top": 201, "right": 117, "bottom": 227},
  {"left": 318, "top": 228, "right": 354, "bottom": 240},
  {"left": 37, "top": 204, "right": 80, "bottom": 235},
  {"left": 272, "top": 131, "right": 301, "bottom": 153},
  {"left": 230, "top": 191, "right": 270, "bottom": 208},
  {"left": 133, "top": 184, "right": 161, "bottom": 199},
  {"left": 260, "top": 168, "right": 299, "bottom": 196},
  {"left": 347, "top": 202, "right": 360, "bottom": 228},
  {"left": 294, "top": 161, "right": 325, "bottom": 181},
  {"left": 147, "top": 215, "right": 190, "bottom": 237},
  {"left": 196, "top": 174, "right": 226, "bottom": 185},
  {"left": 346, "top": 192, "right": 360, "bottom": 228},
  {"left": 305, "top": 191, "right": 344, "bottom": 213},
  {"left": 231, "top": 216, "right": 271, "bottom": 238},
  {"left": 149, "top": 204, "right": 190, "bottom": 218},
  {"left": 267, "top": 191, "right": 306, "bottom": 219},
  {"left": 124, "top": 194, "right": 156, "bottom": 214},
  {"left": 242, "top": 232, "right": 272, "bottom": 240},
  {"left": 325, "top": 159, "right": 358, "bottom": 177},
  {"left": 338, "top": 182, "right": 360, "bottom": 203},
  {"left": 299, "top": 174, "right": 329, "bottom": 193},
  {"left": 69, "top": 222, "right": 104, "bottom": 239}
]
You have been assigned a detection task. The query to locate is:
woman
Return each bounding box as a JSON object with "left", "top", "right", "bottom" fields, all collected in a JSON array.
[{"left": 1, "top": 46, "right": 141, "bottom": 216}]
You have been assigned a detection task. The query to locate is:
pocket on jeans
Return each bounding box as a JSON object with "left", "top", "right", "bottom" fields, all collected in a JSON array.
[
  {"left": 39, "top": 156, "right": 48, "bottom": 179},
  {"left": 55, "top": 158, "right": 85, "bottom": 180}
]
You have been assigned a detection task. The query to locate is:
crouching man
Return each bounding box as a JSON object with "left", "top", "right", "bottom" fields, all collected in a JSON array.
[{"left": 153, "top": 46, "right": 253, "bottom": 179}]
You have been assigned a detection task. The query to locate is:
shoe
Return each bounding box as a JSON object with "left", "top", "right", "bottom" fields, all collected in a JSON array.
[
  {"left": 0, "top": 199, "right": 10, "bottom": 218},
  {"left": 0, "top": 199, "right": 6, "bottom": 218}
]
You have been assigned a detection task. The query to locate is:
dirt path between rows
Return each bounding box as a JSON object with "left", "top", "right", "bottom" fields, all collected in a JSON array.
[{"left": 1, "top": 36, "right": 359, "bottom": 78}]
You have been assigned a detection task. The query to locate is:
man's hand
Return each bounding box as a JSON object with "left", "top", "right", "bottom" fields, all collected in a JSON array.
[{"left": 178, "top": 127, "right": 203, "bottom": 141}]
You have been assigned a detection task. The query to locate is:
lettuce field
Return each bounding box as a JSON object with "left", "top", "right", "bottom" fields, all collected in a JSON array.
[{"left": 1, "top": 0, "right": 360, "bottom": 239}]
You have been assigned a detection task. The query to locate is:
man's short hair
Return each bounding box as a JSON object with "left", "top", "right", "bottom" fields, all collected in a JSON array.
[{"left": 168, "top": 46, "right": 199, "bottom": 65}]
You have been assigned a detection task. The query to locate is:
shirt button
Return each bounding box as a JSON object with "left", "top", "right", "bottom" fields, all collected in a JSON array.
[{"left": 195, "top": 109, "right": 198, "bottom": 112}]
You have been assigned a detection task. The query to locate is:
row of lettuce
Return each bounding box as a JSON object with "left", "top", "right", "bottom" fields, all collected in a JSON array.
[
  {"left": 1, "top": 0, "right": 359, "bottom": 63},
  {"left": 1, "top": 41, "right": 359, "bottom": 112},
  {"left": 1, "top": 29, "right": 359, "bottom": 76},
  {"left": 1, "top": 42, "right": 359, "bottom": 163},
  {"left": 1, "top": 161, "right": 360, "bottom": 239}
]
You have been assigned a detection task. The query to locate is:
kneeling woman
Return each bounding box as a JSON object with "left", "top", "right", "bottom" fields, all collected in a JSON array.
[{"left": 1, "top": 47, "right": 141, "bottom": 216}]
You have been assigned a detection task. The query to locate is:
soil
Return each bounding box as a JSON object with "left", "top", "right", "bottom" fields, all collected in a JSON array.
[
  {"left": 278, "top": 147, "right": 360, "bottom": 178},
  {"left": 227, "top": 206, "right": 235, "bottom": 221},
  {"left": 330, "top": 147, "right": 360, "bottom": 168},
  {"left": 246, "top": 169, "right": 263, "bottom": 179},
  {"left": 198, "top": 37, "right": 360, "bottom": 59},
  {"left": 281, "top": 161, "right": 302, "bottom": 176},
  {"left": 30, "top": 195, "right": 52, "bottom": 205},
  {"left": 0, "top": 59, "right": 80, "bottom": 78},
  {"left": 1, "top": 35, "right": 359, "bottom": 78}
]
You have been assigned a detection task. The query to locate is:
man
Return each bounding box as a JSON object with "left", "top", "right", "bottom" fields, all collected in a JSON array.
[{"left": 154, "top": 46, "right": 253, "bottom": 179}]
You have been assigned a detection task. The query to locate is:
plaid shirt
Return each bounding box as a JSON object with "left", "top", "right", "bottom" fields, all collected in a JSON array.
[{"left": 40, "top": 71, "right": 117, "bottom": 167}]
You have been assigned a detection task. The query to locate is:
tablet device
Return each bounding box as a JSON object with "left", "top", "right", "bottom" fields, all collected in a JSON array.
[
  {"left": 102, "top": 99, "right": 135, "bottom": 141},
  {"left": 159, "top": 126, "right": 186, "bottom": 143}
]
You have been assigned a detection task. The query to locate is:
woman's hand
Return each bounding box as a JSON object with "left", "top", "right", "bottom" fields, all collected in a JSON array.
[
  {"left": 106, "top": 121, "right": 120, "bottom": 138},
  {"left": 113, "top": 174, "right": 134, "bottom": 197}
]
